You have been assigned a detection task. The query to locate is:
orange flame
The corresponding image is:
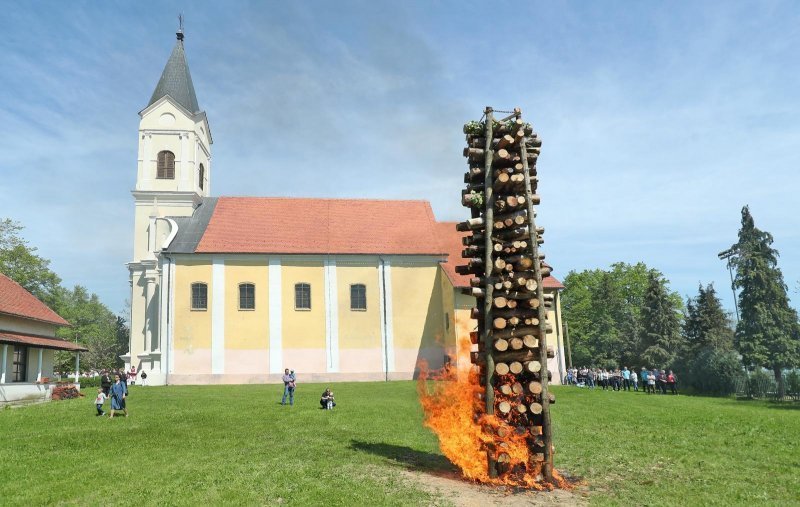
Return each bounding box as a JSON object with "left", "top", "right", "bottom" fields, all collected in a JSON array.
[{"left": 417, "top": 333, "right": 567, "bottom": 489}]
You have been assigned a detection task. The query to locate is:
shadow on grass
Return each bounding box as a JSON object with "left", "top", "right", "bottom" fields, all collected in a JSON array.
[
  {"left": 350, "top": 440, "right": 457, "bottom": 473},
  {"left": 764, "top": 401, "right": 800, "bottom": 410}
]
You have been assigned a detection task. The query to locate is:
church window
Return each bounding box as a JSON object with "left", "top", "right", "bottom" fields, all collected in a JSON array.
[
  {"left": 295, "top": 283, "right": 311, "bottom": 310},
  {"left": 350, "top": 284, "right": 366, "bottom": 310},
  {"left": 239, "top": 283, "right": 255, "bottom": 310},
  {"left": 199, "top": 163, "right": 205, "bottom": 190},
  {"left": 12, "top": 345, "right": 27, "bottom": 382},
  {"left": 157, "top": 150, "right": 175, "bottom": 179},
  {"left": 191, "top": 282, "right": 208, "bottom": 310}
]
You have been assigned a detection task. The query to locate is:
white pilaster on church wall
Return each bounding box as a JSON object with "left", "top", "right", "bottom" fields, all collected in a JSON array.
[
  {"left": 141, "top": 133, "right": 153, "bottom": 190},
  {"left": 268, "top": 257, "right": 282, "bottom": 374},
  {"left": 144, "top": 277, "right": 155, "bottom": 353},
  {"left": 157, "top": 256, "right": 170, "bottom": 355},
  {"left": 168, "top": 257, "right": 175, "bottom": 375},
  {"left": 378, "top": 258, "right": 395, "bottom": 373},
  {"left": 180, "top": 132, "right": 190, "bottom": 191},
  {"left": 211, "top": 257, "right": 225, "bottom": 374},
  {"left": 324, "top": 257, "right": 340, "bottom": 372}
]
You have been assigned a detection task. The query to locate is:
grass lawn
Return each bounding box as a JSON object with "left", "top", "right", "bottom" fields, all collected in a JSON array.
[{"left": 1, "top": 382, "right": 798, "bottom": 506}]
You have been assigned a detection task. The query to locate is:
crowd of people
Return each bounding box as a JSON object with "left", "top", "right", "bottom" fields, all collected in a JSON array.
[{"left": 564, "top": 366, "right": 679, "bottom": 395}]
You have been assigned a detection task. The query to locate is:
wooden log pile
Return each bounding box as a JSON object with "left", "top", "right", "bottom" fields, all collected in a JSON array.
[{"left": 456, "top": 108, "right": 555, "bottom": 483}]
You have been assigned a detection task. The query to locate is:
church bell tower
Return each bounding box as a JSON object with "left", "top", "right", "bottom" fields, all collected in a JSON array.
[{"left": 125, "top": 27, "right": 212, "bottom": 384}]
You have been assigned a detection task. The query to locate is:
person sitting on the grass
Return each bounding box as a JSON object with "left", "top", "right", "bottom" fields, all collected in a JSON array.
[
  {"left": 94, "top": 388, "right": 107, "bottom": 416},
  {"left": 320, "top": 388, "right": 336, "bottom": 410}
]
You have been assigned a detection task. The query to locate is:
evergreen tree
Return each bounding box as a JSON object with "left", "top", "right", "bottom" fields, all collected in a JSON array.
[
  {"left": 640, "top": 271, "right": 684, "bottom": 368},
  {"left": 730, "top": 206, "right": 800, "bottom": 397},
  {"left": 684, "top": 283, "right": 734, "bottom": 356}
]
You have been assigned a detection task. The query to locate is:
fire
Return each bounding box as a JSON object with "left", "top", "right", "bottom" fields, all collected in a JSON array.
[{"left": 417, "top": 334, "right": 568, "bottom": 489}]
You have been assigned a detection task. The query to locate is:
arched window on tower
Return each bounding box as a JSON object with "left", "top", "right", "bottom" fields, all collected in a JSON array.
[
  {"left": 199, "top": 163, "right": 205, "bottom": 190},
  {"left": 157, "top": 150, "right": 175, "bottom": 179}
]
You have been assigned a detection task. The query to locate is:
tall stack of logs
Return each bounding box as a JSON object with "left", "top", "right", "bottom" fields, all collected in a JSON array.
[{"left": 456, "top": 107, "right": 555, "bottom": 482}]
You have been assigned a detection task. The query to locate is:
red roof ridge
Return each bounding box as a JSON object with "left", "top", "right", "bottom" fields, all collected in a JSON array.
[{"left": 217, "top": 196, "right": 433, "bottom": 204}]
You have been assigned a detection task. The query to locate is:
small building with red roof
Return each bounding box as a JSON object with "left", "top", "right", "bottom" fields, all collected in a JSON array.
[{"left": 0, "top": 273, "right": 86, "bottom": 405}]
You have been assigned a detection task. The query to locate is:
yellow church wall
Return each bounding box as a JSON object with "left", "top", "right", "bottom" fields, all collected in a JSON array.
[
  {"left": 439, "top": 269, "right": 457, "bottom": 354},
  {"left": 223, "top": 262, "right": 269, "bottom": 375},
  {"left": 390, "top": 264, "right": 446, "bottom": 375},
  {"left": 336, "top": 262, "right": 383, "bottom": 375},
  {"left": 223, "top": 262, "right": 269, "bottom": 350},
  {"left": 280, "top": 261, "right": 327, "bottom": 373},
  {"left": 336, "top": 264, "right": 381, "bottom": 349},
  {"left": 172, "top": 260, "right": 213, "bottom": 374}
]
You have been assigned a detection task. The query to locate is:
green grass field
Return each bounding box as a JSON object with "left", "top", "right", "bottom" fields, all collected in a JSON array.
[{"left": 1, "top": 383, "right": 798, "bottom": 506}]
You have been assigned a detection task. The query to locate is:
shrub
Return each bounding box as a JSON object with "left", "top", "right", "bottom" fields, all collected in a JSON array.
[
  {"left": 746, "top": 369, "right": 777, "bottom": 399},
  {"left": 683, "top": 348, "right": 745, "bottom": 396},
  {"left": 51, "top": 385, "right": 83, "bottom": 401},
  {"left": 787, "top": 370, "right": 800, "bottom": 396}
]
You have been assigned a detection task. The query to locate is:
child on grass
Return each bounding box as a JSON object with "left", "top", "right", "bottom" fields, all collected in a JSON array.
[
  {"left": 94, "top": 388, "right": 107, "bottom": 416},
  {"left": 320, "top": 388, "right": 336, "bottom": 410}
]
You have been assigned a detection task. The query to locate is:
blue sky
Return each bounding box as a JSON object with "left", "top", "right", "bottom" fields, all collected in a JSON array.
[{"left": 1, "top": 1, "right": 799, "bottom": 315}]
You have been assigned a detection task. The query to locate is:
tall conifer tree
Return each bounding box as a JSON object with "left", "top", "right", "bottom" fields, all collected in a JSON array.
[
  {"left": 684, "top": 283, "right": 734, "bottom": 355},
  {"left": 640, "top": 272, "right": 684, "bottom": 368},
  {"left": 730, "top": 206, "right": 800, "bottom": 396}
]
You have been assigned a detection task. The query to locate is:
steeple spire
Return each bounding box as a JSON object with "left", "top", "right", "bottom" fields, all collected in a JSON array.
[{"left": 147, "top": 21, "right": 200, "bottom": 114}]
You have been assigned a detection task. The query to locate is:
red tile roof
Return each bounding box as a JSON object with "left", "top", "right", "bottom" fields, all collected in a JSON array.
[
  {"left": 196, "top": 197, "right": 446, "bottom": 255},
  {"left": 436, "top": 222, "right": 473, "bottom": 288},
  {"left": 0, "top": 331, "right": 87, "bottom": 352},
  {"left": 436, "top": 222, "right": 564, "bottom": 290},
  {"left": 0, "top": 273, "right": 69, "bottom": 326}
]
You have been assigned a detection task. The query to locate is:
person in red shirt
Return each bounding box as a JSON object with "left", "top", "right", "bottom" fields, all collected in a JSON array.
[{"left": 667, "top": 370, "right": 677, "bottom": 395}]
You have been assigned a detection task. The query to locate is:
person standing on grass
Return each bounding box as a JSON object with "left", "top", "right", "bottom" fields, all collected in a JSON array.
[
  {"left": 109, "top": 374, "right": 128, "bottom": 418},
  {"left": 640, "top": 367, "right": 649, "bottom": 393},
  {"left": 667, "top": 370, "right": 677, "bottom": 394},
  {"left": 587, "top": 368, "right": 595, "bottom": 389},
  {"left": 647, "top": 370, "right": 656, "bottom": 394},
  {"left": 140, "top": 370, "right": 148, "bottom": 387},
  {"left": 622, "top": 367, "right": 631, "bottom": 391},
  {"left": 100, "top": 370, "right": 112, "bottom": 397},
  {"left": 658, "top": 370, "right": 668, "bottom": 394},
  {"left": 631, "top": 368, "right": 639, "bottom": 391},
  {"left": 281, "top": 368, "right": 296, "bottom": 406}
]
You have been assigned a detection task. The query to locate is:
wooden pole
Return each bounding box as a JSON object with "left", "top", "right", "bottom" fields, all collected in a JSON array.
[
  {"left": 482, "top": 108, "right": 498, "bottom": 479},
  {"left": 518, "top": 111, "right": 554, "bottom": 483}
]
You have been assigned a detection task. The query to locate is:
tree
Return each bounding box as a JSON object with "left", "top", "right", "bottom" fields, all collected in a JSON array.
[
  {"left": 683, "top": 283, "right": 734, "bottom": 356},
  {"left": 730, "top": 206, "right": 800, "bottom": 397},
  {"left": 561, "top": 262, "right": 682, "bottom": 368},
  {"left": 53, "top": 285, "right": 126, "bottom": 373},
  {"left": 0, "top": 219, "right": 61, "bottom": 306},
  {"left": 640, "top": 271, "right": 684, "bottom": 368}
]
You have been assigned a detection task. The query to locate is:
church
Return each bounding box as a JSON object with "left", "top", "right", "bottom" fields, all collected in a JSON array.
[{"left": 125, "top": 29, "right": 567, "bottom": 386}]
